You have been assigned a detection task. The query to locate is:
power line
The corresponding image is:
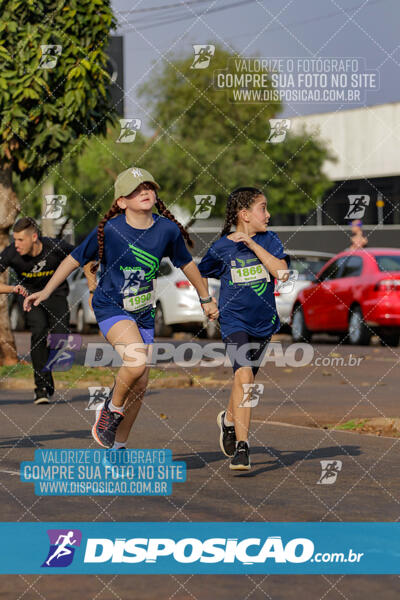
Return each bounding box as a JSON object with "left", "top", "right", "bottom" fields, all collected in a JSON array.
[
  {"left": 117, "top": 0, "right": 388, "bottom": 34},
  {"left": 118, "top": 0, "right": 261, "bottom": 30},
  {"left": 117, "top": 0, "right": 214, "bottom": 14},
  {"left": 227, "top": 0, "right": 388, "bottom": 42}
]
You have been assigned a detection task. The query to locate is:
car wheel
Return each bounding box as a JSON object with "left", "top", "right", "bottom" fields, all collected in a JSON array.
[
  {"left": 76, "top": 305, "right": 90, "bottom": 334},
  {"left": 379, "top": 332, "right": 400, "bottom": 347},
  {"left": 291, "top": 306, "right": 312, "bottom": 343},
  {"left": 154, "top": 303, "right": 172, "bottom": 338},
  {"left": 10, "top": 303, "right": 25, "bottom": 331},
  {"left": 348, "top": 306, "right": 371, "bottom": 346}
]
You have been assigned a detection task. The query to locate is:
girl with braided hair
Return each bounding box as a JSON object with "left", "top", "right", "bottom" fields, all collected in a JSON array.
[
  {"left": 198, "top": 187, "right": 290, "bottom": 471},
  {"left": 25, "top": 166, "right": 218, "bottom": 449}
]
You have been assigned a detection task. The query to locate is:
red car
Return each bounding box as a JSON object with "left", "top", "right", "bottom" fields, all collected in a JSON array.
[{"left": 291, "top": 248, "right": 400, "bottom": 346}]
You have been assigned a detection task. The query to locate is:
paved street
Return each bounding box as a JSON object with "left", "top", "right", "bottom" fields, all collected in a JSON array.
[{"left": 0, "top": 333, "right": 399, "bottom": 598}]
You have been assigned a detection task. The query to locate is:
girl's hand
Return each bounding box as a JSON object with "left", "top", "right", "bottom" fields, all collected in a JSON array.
[
  {"left": 23, "top": 290, "right": 50, "bottom": 312},
  {"left": 202, "top": 299, "right": 219, "bottom": 320},
  {"left": 13, "top": 284, "right": 28, "bottom": 297},
  {"left": 228, "top": 232, "right": 256, "bottom": 249}
]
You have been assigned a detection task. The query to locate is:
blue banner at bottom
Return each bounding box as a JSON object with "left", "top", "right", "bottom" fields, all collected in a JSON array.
[{"left": 0, "top": 522, "right": 398, "bottom": 574}]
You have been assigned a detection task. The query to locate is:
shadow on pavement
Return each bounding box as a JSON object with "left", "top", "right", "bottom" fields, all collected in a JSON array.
[
  {"left": 175, "top": 444, "right": 361, "bottom": 476},
  {"left": 0, "top": 430, "right": 90, "bottom": 448},
  {"left": 236, "top": 444, "right": 362, "bottom": 477}
]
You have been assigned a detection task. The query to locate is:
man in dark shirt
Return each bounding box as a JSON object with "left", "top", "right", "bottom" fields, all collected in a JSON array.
[{"left": 0, "top": 217, "right": 74, "bottom": 404}]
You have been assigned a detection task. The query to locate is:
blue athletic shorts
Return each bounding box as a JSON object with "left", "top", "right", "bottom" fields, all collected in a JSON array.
[{"left": 98, "top": 315, "right": 154, "bottom": 344}]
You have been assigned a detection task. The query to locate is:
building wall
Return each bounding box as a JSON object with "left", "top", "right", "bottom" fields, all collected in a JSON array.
[{"left": 290, "top": 102, "right": 400, "bottom": 181}]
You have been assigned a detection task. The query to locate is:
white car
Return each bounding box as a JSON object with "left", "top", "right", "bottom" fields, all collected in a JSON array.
[
  {"left": 67, "top": 268, "right": 98, "bottom": 333},
  {"left": 68, "top": 261, "right": 220, "bottom": 338},
  {"left": 275, "top": 250, "right": 333, "bottom": 327},
  {"left": 154, "top": 258, "right": 220, "bottom": 338}
]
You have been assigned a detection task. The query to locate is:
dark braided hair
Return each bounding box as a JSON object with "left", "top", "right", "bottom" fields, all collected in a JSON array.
[
  {"left": 90, "top": 200, "right": 124, "bottom": 274},
  {"left": 155, "top": 194, "right": 194, "bottom": 248},
  {"left": 90, "top": 185, "right": 193, "bottom": 274},
  {"left": 220, "top": 187, "right": 264, "bottom": 237}
]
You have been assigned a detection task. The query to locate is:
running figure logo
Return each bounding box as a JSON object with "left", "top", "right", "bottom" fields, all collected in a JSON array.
[
  {"left": 275, "top": 269, "right": 299, "bottom": 294},
  {"left": 267, "top": 119, "right": 291, "bottom": 144},
  {"left": 317, "top": 460, "right": 342, "bottom": 485},
  {"left": 116, "top": 119, "right": 142, "bottom": 143},
  {"left": 345, "top": 195, "right": 370, "bottom": 220},
  {"left": 42, "top": 529, "right": 82, "bottom": 568},
  {"left": 192, "top": 195, "right": 216, "bottom": 219},
  {"left": 43, "top": 195, "right": 67, "bottom": 219},
  {"left": 120, "top": 268, "right": 146, "bottom": 296},
  {"left": 39, "top": 45, "right": 62, "bottom": 69},
  {"left": 86, "top": 386, "right": 111, "bottom": 410},
  {"left": 239, "top": 383, "right": 264, "bottom": 408},
  {"left": 43, "top": 334, "right": 82, "bottom": 372},
  {"left": 31, "top": 259, "right": 47, "bottom": 274},
  {"left": 190, "top": 45, "right": 215, "bottom": 69}
]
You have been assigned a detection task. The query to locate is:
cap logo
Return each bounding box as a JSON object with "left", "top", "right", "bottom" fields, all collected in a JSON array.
[{"left": 131, "top": 168, "right": 143, "bottom": 177}]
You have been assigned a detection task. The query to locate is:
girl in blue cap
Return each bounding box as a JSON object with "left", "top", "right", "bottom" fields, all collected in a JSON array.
[
  {"left": 25, "top": 167, "right": 218, "bottom": 449},
  {"left": 198, "top": 187, "right": 289, "bottom": 471}
]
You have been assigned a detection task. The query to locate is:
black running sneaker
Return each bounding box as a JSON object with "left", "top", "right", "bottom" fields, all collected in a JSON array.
[
  {"left": 92, "top": 397, "right": 124, "bottom": 449},
  {"left": 34, "top": 388, "right": 49, "bottom": 405},
  {"left": 217, "top": 411, "right": 236, "bottom": 457},
  {"left": 230, "top": 441, "right": 251, "bottom": 471}
]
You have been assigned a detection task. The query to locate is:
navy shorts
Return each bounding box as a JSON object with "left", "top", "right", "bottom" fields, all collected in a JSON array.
[{"left": 223, "top": 331, "right": 271, "bottom": 376}]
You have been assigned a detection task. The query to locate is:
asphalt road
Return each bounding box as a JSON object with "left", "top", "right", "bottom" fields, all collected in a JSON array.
[{"left": 0, "top": 333, "right": 399, "bottom": 598}]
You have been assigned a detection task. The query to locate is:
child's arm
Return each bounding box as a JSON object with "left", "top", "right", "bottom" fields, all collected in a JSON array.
[
  {"left": 180, "top": 261, "right": 219, "bottom": 319},
  {"left": 229, "top": 232, "right": 288, "bottom": 279},
  {"left": 83, "top": 262, "right": 98, "bottom": 292},
  {"left": 23, "top": 255, "right": 80, "bottom": 311}
]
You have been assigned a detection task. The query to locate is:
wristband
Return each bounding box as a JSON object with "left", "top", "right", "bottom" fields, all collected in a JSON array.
[
  {"left": 199, "top": 295, "right": 213, "bottom": 304},
  {"left": 89, "top": 290, "right": 95, "bottom": 294}
]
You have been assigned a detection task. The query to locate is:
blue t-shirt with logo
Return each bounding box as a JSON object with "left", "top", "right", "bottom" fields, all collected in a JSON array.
[
  {"left": 71, "top": 213, "right": 192, "bottom": 327},
  {"left": 198, "top": 231, "right": 289, "bottom": 338}
]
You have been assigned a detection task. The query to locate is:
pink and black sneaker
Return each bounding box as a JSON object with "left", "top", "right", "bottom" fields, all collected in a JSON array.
[{"left": 92, "top": 396, "right": 124, "bottom": 449}]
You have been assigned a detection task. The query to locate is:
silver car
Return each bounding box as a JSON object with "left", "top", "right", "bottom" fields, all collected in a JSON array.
[{"left": 275, "top": 250, "right": 333, "bottom": 327}]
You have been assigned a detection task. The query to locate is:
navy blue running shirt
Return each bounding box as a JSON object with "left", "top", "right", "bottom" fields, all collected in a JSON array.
[
  {"left": 198, "top": 231, "right": 290, "bottom": 338},
  {"left": 71, "top": 213, "right": 192, "bottom": 327}
]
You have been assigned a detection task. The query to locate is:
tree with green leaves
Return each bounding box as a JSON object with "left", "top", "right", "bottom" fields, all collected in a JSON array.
[
  {"left": 0, "top": 0, "right": 116, "bottom": 364},
  {"left": 15, "top": 45, "right": 335, "bottom": 246},
  {"left": 137, "top": 46, "right": 335, "bottom": 220}
]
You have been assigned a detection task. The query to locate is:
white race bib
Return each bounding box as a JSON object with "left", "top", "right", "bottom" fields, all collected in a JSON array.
[
  {"left": 123, "top": 289, "right": 155, "bottom": 312},
  {"left": 230, "top": 263, "right": 270, "bottom": 284}
]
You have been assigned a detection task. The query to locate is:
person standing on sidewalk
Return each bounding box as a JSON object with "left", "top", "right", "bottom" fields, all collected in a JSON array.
[{"left": 0, "top": 217, "right": 74, "bottom": 404}]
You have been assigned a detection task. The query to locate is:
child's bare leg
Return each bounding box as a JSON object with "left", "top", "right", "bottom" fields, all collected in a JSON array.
[
  {"left": 230, "top": 366, "right": 254, "bottom": 441},
  {"left": 115, "top": 367, "right": 149, "bottom": 443},
  {"left": 104, "top": 320, "right": 148, "bottom": 410},
  {"left": 226, "top": 387, "right": 234, "bottom": 423}
]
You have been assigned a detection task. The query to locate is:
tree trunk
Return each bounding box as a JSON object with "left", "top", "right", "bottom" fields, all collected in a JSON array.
[
  {"left": 41, "top": 179, "right": 55, "bottom": 237},
  {"left": 0, "top": 165, "right": 20, "bottom": 365}
]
